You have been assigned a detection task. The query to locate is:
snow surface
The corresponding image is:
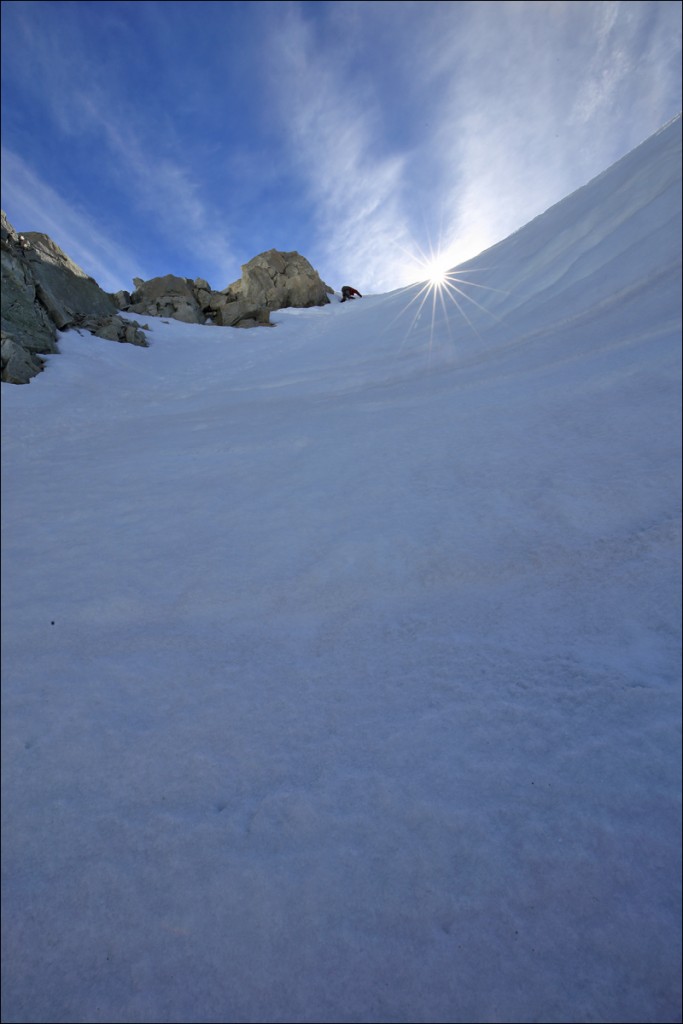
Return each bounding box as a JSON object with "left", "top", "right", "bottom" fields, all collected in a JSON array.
[{"left": 2, "top": 116, "right": 681, "bottom": 1024}]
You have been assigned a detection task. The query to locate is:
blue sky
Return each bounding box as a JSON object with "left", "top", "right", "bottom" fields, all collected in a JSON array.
[{"left": 1, "top": 0, "right": 681, "bottom": 294}]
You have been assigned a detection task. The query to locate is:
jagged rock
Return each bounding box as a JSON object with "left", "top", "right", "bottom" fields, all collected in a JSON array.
[
  {"left": 1, "top": 333, "right": 46, "bottom": 385},
  {"left": 2, "top": 211, "right": 332, "bottom": 384},
  {"left": 111, "top": 290, "right": 133, "bottom": 309},
  {"left": 23, "top": 231, "right": 118, "bottom": 325},
  {"left": 127, "top": 274, "right": 204, "bottom": 324},
  {"left": 1, "top": 210, "right": 149, "bottom": 383},
  {"left": 72, "top": 314, "right": 149, "bottom": 347},
  {"left": 1, "top": 212, "right": 59, "bottom": 383},
  {"left": 211, "top": 299, "right": 271, "bottom": 328},
  {"left": 227, "top": 249, "right": 333, "bottom": 310},
  {"left": 126, "top": 273, "right": 274, "bottom": 328},
  {"left": 193, "top": 278, "right": 213, "bottom": 312}
]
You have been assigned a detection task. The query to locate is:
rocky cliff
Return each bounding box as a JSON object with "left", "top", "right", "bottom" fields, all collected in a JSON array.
[
  {"left": 1, "top": 212, "right": 147, "bottom": 384},
  {"left": 1, "top": 211, "right": 334, "bottom": 384}
]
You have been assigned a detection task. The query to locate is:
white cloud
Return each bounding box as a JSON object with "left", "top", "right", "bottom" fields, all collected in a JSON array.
[
  {"left": 263, "top": 7, "right": 423, "bottom": 292},
  {"left": 2, "top": 0, "right": 679, "bottom": 298},
  {"left": 408, "top": 1, "right": 682, "bottom": 272},
  {"left": 264, "top": 1, "right": 681, "bottom": 290},
  {"left": 87, "top": 108, "right": 238, "bottom": 282},
  {"left": 2, "top": 2, "right": 240, "bottom": 289}
]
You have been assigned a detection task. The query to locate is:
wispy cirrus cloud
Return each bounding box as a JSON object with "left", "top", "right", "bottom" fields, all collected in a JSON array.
[
  {"left": 1, "top": 147, "right": 147, "bottom": 293},
  {"left": 264, "top": 1, "right": 681, "bottom": 290},
  {"left": 2, "top": 1, "right": 679, "bottom": 297},
  {"left": 1, "top": 1, "right": 240, "bottom": 289},
  {"left": 77, "top": 97, "right": 239, "bottom": 282},
  {"left": 262, "top": 5, "right": 424, "bottom": 293},
  {"left": 431, "top": 1, "right": 682, "bottom": 266}
]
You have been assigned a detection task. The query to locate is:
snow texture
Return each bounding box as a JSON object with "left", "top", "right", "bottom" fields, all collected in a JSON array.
[{"left": 2, "top": 116, "right": 682, "bottom": 1024}]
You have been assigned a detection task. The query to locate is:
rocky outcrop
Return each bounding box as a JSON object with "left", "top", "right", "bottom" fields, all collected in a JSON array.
[
  {"left": 127, "top": 274, "right": 205, "bottom": 324},
  {"left": 210, "top": 299, "right": 271, "bottom": 328},
  {"left": 2, "top": 210, "right": 333, "bottom": 385},
  {"left": 225, "top": 249, "right": 333, "bottom": 311},
  {"left": 124, "top": 274, "right": 274, "bottom": 328},
  {"left": 1, "top": 211, "right": 148, "bottom": 384},
  {"left": 23, "top": 231, "right": 118, "bottom": 328},
  {"left": 71, "top": 313, "right": 149, "bottom": 347},
  {"left": 2, "top": 213, "right": 59, "bottom": 383}
]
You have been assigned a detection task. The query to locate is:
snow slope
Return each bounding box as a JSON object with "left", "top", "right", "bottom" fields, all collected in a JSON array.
[{"left": 2, "top": 116, "right": 681, "bottom": 1024}]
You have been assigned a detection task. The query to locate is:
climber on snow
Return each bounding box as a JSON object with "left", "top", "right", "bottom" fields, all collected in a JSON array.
[{"left": 340, "top": 285, "right": 362, "bottom": 302}]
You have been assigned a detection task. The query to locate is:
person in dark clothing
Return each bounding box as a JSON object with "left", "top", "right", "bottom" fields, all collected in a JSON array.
[{"left": 340, "top": 285, "right": 362, "bottom": 302}]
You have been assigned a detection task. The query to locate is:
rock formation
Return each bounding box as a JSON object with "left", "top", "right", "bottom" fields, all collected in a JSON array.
[
  {"left": 224, "top": 249, "right": 333, "bottom": 310},
  {"left": 70, "top": 314, "right": 148, "bottom": 347},
  {"left": 123, "top": 274, "right": 272, "bottom": 328},
  {"left": 22, "top": 230, "right": 118, "bottom": 328},
  {"left": 1, "top": 211, "right": 148, "bottom": 384},
  {"left": 2, "top": 212, "right": 58, "bottom": 383},
  {"left": 127, "top": 274, "right": 205, "bottom": 324},
  {"left": 119, "top": 248, "right": 334, "bottom": 328},
  {"left": 2, "top": 210, "right": 333, "bottom": 384}
]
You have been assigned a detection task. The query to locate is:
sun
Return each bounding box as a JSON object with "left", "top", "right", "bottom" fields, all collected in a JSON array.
[
  {"left": 425, "top": 257, "right": 449, "bottom": 288},
  {"left": 386, "top": 241, "right": 509, "bottom": 358}
]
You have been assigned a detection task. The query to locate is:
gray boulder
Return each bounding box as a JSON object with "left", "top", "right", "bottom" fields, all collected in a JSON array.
[
  {"left": 72, "top": 314, "right": 149, "bottom": 347},
  {"left": 227, "top": 249, "right": 333, "bottom": 310},
  {"left": 1, "top": 333, "right": 47, "bottom": 385},
  {"left": 211, "top": 299, "right": 272, "bottom": 328},
  {"left": 111, "top": 289, "right": 133, "bottom": 309},
  {"left": 127, "top": 274, "right": 204, "bottom": 324}
]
